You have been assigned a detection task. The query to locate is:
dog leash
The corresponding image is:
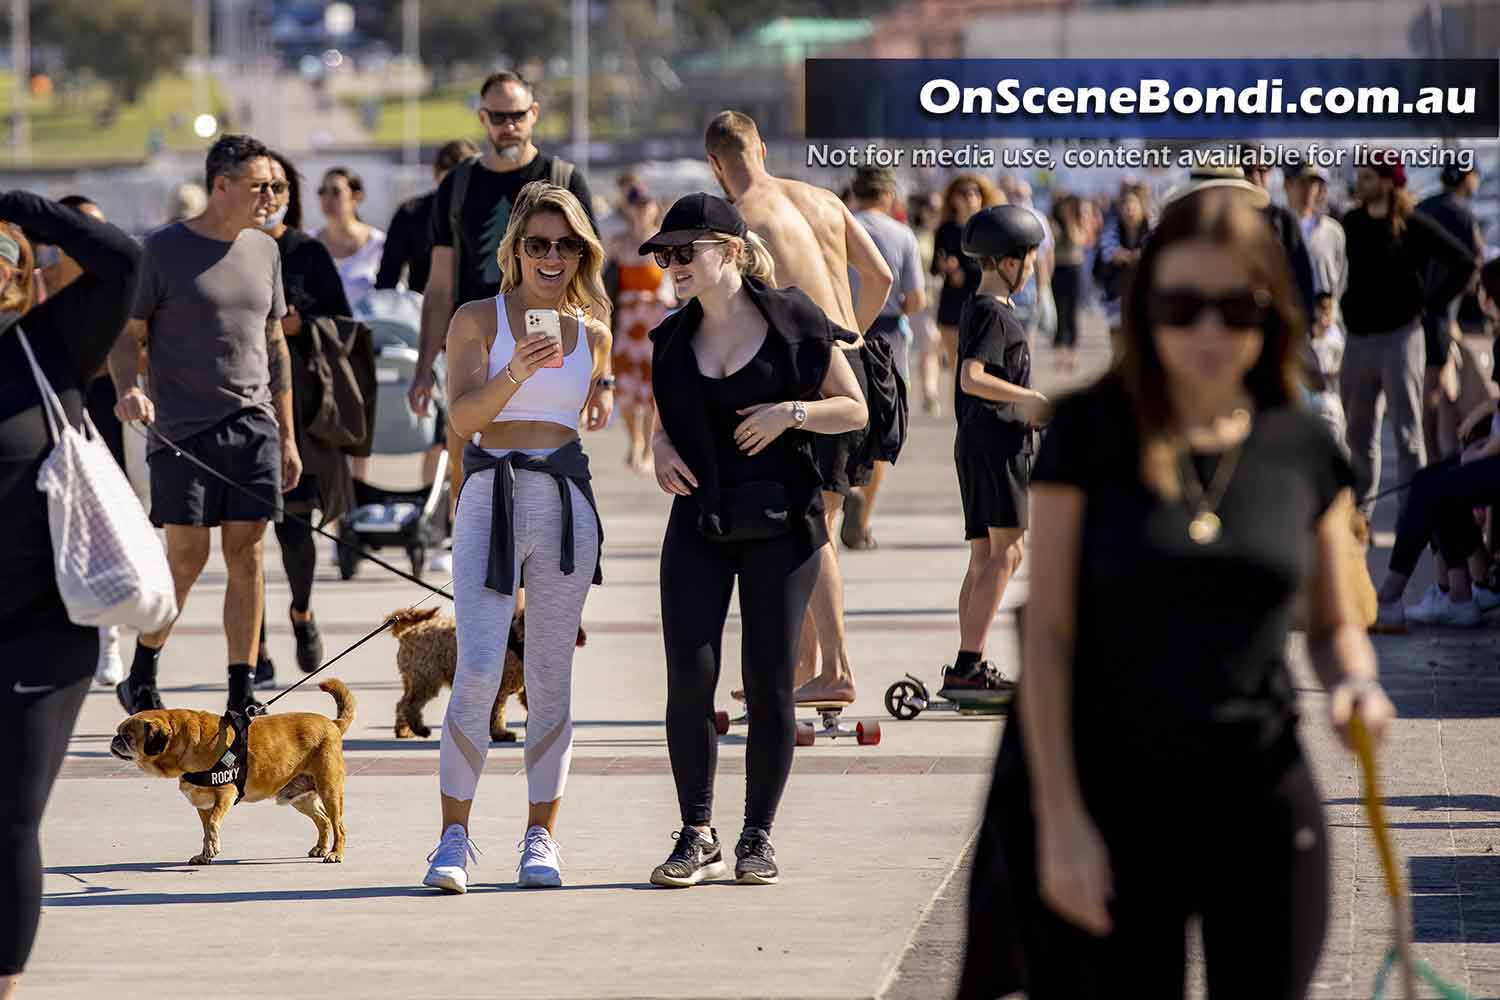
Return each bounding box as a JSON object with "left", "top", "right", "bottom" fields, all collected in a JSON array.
[
  {"left": 130, "top": 423, "right": 453, "bottom": 601},
  {"left": 1352, "top": 713, "right": 1472, "bottom": 1000}
]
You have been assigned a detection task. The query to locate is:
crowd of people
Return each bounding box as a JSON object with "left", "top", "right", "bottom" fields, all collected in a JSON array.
[{"left": 3, "top": 58, "right": 1498, "bottom": 1000}]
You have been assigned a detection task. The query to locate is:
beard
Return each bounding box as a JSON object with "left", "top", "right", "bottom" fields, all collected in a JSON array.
[{"left": 491, "top": 136, "right": 527, "bottom": 162}]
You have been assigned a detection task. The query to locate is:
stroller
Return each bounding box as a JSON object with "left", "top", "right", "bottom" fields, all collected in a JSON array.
[{"left": 337, "top": 291, "right": 452, "bottom": 580}]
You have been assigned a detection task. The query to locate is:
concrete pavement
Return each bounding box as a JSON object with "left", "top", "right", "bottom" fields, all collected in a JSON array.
[{"left": 25, "top": 313, "right": 1500, "bottom": 999}]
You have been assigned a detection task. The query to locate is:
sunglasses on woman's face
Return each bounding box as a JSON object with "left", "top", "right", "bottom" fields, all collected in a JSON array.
[
  {"left": 1150, "top": 287, "right": 1272, "bottom": 329},
  {"left": 652, "top": 240, "right": 727, "bottom": 269},
  {"left": 522, "top": 236, "right": 586, "bottom": 260}
]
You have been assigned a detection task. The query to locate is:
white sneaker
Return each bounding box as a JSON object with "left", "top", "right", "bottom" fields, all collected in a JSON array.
[
  {"left": 429, "top": 551, "right": 453, "bottom": 575},
  {"left": 1406, "top": 587, "right": 1483, "bottom": 628},
  {"left": 517, "top": 825, "right": 562, "bottom": 888},
  {"left": 1473, "top": 585, "right": 1500, "bottom": 614},
  {"left": 423, "top": 823, "right": 480, "bottom": 894},
  {"left": 94, "top": 627, "right": 124, "bottom": 687}
]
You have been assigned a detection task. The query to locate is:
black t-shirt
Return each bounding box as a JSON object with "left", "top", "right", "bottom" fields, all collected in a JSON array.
[
  {"left": 431, "top": 155, "right": 595, "bottom": 306},
  {"left": 954, "top": 294, "right": 1030, "bottom": 427},
  {"left": 1340, "top": 205, "right": 1476, "bottom": 337},
  {"left": 0, "top": 193, "right": 143, "bottom": 631},
  {"left": 376, "top": 192, "right": 435, "bottom": 294},
  {"left": 700, "top": 335, "right": 804, "bottom": 489},
  {"left": 932, "top": 220, "right": 981, "bottom": 313},
  {"left": 276, "top": 228, "right": 351, "bottom": 320},
  {"left": 1030, "top": 376, "right": 1353, "bottom": 779}
]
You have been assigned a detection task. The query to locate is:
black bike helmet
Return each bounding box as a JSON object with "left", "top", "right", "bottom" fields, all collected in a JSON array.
[{"left": 961, "top": 204, "right": 1045, "bottom": 260}]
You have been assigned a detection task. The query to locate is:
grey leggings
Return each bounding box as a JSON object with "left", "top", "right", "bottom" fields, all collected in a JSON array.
[
  {"left": 1341, "top": 321, "right": 1426, "bottom": 517},
  {"left": 442, "top": 459, "right": 598, "bottom": 804}
]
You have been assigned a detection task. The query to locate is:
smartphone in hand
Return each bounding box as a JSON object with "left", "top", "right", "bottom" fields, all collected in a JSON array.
[{"left": 525, "top": 309, "right": 565, "bottom": 368}]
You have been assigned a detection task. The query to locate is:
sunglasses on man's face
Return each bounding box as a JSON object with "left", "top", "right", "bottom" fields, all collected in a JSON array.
[
  {"left": 652, "top": 240, "right": 728, "bottom": 269},
  {"left": 245, "top": 179, "right": 288, "bottom": 196},
  {"left": 1149, "top": 287, "right": 1272, "bottom": 329},
  {"left": 522, "top": 236, "right": 586, "bottom": 260},
  {"left": 481, "top": 108, "right": 530, "bottom": 127}
]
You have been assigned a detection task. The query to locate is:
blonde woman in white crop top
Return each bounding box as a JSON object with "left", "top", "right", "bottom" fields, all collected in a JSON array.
[{"left": 423, "top": 181, "right": 614, "bottom": 895}]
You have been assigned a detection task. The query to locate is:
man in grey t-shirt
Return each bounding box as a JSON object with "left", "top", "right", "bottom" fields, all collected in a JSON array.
[
  {"left": 845, "top": 166, "right": 926, "bottom": 549},
  {"left": 111, "top": 134, "right": 300, "bottom": 716}
]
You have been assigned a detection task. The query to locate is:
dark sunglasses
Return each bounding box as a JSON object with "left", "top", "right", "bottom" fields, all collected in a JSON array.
[
  {"left": 1149, "top": 287, "right": 1272, "bottom": 329},
  {"left": 316, "top": 185, "right": 351, "bottom": 197},
  {"left": 246, "top": 180, "right": 289, "bottom": 196},
  {"left": 652, "top": 240, "right": 728, "bottom": 269},
  {"left": 481, "top": 108, "right": 530, "bottom": 126},
  {"left": 522, "top": 236, "right": 586, "bottom": 260}
]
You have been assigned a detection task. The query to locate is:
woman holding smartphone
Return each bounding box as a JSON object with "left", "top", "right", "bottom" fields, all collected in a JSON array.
[{"left": 421, "top": 182, "right": 613, "bottom": 894}]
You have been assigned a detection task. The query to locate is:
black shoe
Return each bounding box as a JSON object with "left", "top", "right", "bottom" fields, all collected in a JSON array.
[
  {"left": 650, "top": 827, "right": 729, "bottom": 888},
  {"left": 734, "top": 828, "right": 779, "bottom": 885},
  {"left": 292, "top": 612, "right": 323, "bottom": 674},
  {"left": 940, "top": 660, "right": 1016, "bottom": 696},
  {"left": 116, "top": 680, "right": 164, "bottom": 715},
  {"left": 253, "top": 652, "right": 277, "bottom": 690}
]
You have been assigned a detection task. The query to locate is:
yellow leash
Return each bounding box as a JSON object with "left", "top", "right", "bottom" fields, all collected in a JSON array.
[{"left": 1351, "top": 713, "right": 1470, "bottom": 1000}]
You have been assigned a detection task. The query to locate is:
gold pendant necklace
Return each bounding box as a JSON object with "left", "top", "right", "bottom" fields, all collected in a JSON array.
[{"left": 1178, "top": 409, "right": 1250, "bottom": 545}]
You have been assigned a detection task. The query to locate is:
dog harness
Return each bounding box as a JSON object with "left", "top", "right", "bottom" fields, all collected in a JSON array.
[{"left": 181, "top": 709, "right": 251, "bottom": 804}]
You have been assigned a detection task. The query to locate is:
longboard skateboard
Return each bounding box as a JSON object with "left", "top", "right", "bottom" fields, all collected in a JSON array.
[{"left": 713, "top": 700, "right": 882, "bottom": 745}]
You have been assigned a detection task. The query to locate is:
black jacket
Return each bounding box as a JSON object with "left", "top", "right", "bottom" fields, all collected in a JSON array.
[
  {"left": 651, "top": 277, "right": 857, "bottom": 536},
  {"left": 291, "top": 315, "right": 376, "bottom": 524},
  {"left": 1262, "top": 202, "right": 1316, "bottom": 319}
]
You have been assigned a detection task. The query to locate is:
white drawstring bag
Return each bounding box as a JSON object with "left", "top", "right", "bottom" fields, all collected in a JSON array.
[{"left": 16, "top": 328, "right": 177, "bottom": 631}]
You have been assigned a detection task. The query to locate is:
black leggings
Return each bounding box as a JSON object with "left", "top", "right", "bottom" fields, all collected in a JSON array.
[
  {"left": 1, "top": 624, "right": 95, "bottom": 976},
  {"left": 660, "top": 499, "right": 821, "bottom": 833},
  {"left": 1389, "top": 454, "right": 1500, "bottom": 577},
  {"left": 1051, "top": 264, "right": 1082, "bottom": 349},
  {"left": 259, "top": 515, "right": 318, "bottom": 655}
]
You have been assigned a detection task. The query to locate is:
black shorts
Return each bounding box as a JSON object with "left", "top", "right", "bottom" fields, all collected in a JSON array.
[
  {"left": 149, "top": 407, "right": 283, "bottom": 527},
  {"left": 813, "top": 346, "right": 872, "bottom": 496},
  {"left": 955, "top": 419, "right": 1030, "bottom": 538}
]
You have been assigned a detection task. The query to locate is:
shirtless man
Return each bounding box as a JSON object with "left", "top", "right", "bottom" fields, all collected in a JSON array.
[{"left": 704, "top": 111, "right": 893, "bottom": 704}]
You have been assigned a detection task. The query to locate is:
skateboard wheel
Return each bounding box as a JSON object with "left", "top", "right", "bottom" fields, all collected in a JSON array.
[
  {"left": 885, "top": 680, "right": 923, "bottom": 721},
  {"left": 795, "top": 721, "right": 816, "bottom": 747},
  {"left": 856, "top": 721, "right": 881, "bottom": 746},
  {"left": 713, "top": 710, "right": 730, "bottom": 736}
]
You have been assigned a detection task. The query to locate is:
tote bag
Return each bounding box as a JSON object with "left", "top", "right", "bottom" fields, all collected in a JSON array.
[{"left": 16, "top": 328, "right": 176, "bottom": 631}]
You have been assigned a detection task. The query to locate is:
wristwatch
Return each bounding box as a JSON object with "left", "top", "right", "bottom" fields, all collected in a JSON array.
[
  {"left": 596, "top": 375, "right": 617, "bottom": 390},
  {"left": 790, "top": 400, "right": 808, "bottom": 426}
]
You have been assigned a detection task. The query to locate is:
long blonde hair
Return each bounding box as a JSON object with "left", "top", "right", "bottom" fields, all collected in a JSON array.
[
  {"left": 496, "top": 182, "right": 611, "bottom": 323},
  {"left": 0, "top": 222, "right": 36, "bottom": 315},
  {"left": 732, "top": 230, "right": 775, "bottom": 284}
]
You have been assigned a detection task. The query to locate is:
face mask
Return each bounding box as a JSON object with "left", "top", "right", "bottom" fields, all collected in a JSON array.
[{"left": 259, "top": 206, "right": 288, "bottom": 231}]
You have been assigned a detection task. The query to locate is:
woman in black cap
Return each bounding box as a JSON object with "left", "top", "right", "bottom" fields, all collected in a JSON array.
[{"left": 644, "top": 193, "right": 867, "bottom": 888}]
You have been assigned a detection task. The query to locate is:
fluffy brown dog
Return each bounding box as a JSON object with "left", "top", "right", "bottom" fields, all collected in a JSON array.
[
  {"left": 110, "top": 680, "right": 354, "bottom": 864},
  {"left": 390, "top": 606, "right": 585, "bottom": 742}
]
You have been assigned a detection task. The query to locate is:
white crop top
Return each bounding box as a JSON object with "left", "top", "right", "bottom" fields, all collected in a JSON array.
[{"left": 485, "top": 295, "right": 594, "bottom": 429}]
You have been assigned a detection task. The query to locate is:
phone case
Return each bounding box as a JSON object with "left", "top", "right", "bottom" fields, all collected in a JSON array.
[{"left": 525, "top": 309, "right": 565, "bottom": 369}]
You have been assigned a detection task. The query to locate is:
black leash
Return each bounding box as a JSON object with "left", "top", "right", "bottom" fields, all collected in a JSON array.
[
  {"left": 251, "top": 610, "right": 408, "bottom": 716},
  {"left": 129, "top": 423, "right": 452, "bottom": 602}
]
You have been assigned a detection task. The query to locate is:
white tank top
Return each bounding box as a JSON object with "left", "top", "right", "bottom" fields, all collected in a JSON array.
[{"left": 485, "top": 294, "right": 594, "bottom": 429}]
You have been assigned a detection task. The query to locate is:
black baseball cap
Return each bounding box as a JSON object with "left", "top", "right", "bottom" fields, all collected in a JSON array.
[{"left": 639, "top": 192, "right": 747, "bottom": 254}]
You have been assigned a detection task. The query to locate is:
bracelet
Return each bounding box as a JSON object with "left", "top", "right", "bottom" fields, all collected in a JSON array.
[
  {"left": 596, "top": 375, "right": 617, "bottom": 390},
  {"left": 503, "top": 364, "right": 523, "bottom": 386}
]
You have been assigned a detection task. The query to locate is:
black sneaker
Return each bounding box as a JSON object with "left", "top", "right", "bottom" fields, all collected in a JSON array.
[
  {"left": 253, "top": 651, "right": 277, "bottom": 690},
  {"left": 940, "top": 660, "right": 1016, "bottom": 697},
  {"left": 116, "top": 680, "right": 164, "bottom": 715},
  {"left": 292, "top": 612, "right": 323, "bottom": 674},
  {"left": 734, "top": 828, "right": 779, "bottom": 885},
  {"left": 649, "top": 827, "right": 729, "bottom": 888}
]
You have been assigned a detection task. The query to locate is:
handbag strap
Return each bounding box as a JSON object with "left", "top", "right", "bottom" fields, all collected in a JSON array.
[{"left": 13, "top": 327, "right": 70, "bottom": 445}]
